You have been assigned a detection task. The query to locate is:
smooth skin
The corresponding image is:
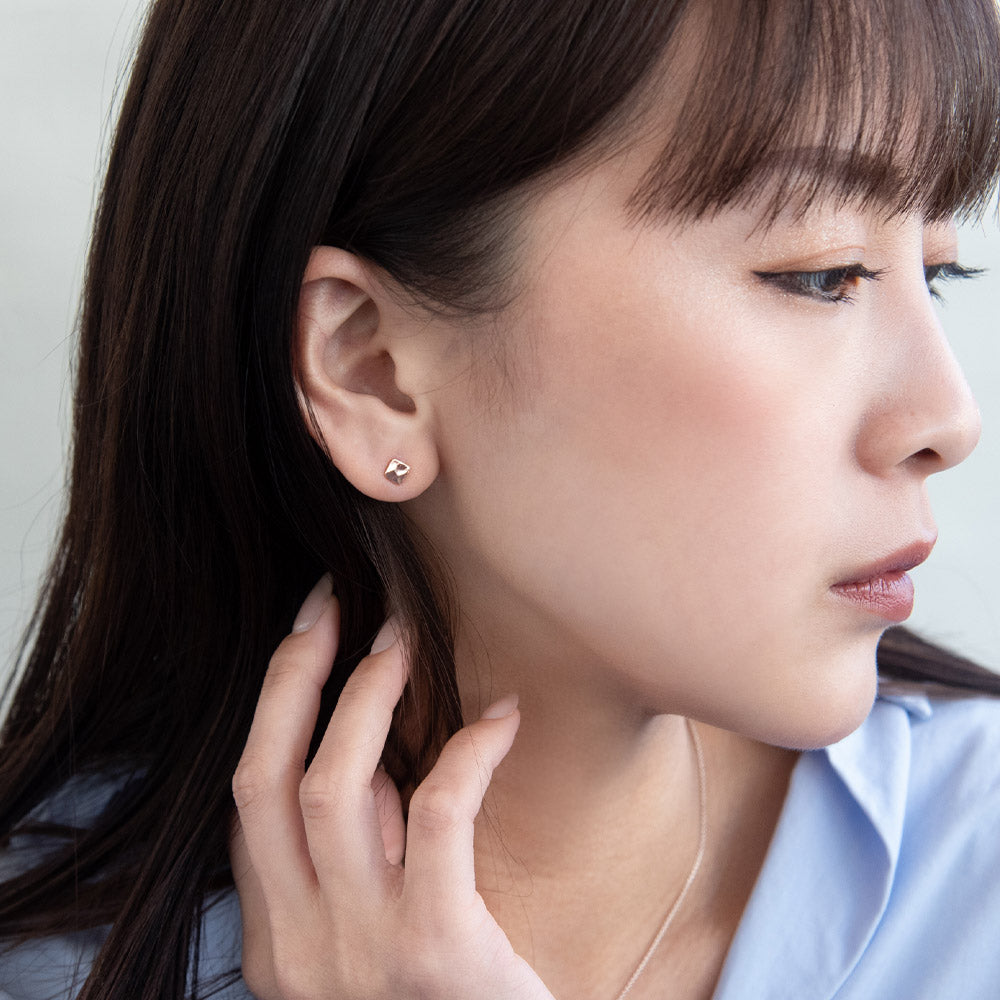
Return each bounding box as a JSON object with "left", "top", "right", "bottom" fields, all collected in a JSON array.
[{"left": 231, "top": 131, "right": 981, "bottom": 997}]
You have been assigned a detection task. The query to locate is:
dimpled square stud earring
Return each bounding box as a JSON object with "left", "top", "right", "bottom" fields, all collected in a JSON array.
[{"left": 384, "top": 459, "right": 410, "bottom": 485}]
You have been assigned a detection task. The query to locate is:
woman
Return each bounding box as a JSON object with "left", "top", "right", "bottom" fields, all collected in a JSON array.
[{"left": 2, "top": 0, "right": 1000, "bottom": 997}]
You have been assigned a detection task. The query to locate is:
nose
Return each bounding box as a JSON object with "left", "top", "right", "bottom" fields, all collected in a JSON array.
[{"left": 854, "top": 291, "right": 982, "bottom": 478}]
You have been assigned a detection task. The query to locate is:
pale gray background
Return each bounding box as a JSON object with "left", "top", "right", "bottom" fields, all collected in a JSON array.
[{"left": 2, "top": 1, "right": 1000, "bottom": 686}]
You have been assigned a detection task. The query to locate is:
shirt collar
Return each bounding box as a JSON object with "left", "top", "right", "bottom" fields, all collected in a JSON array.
[{"left": 712, "top": 693, "right": 929, "bottom": 1000}]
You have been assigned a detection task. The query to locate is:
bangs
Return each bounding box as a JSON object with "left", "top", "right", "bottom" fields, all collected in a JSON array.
[{"left": 631, "top": 0, "right": 1000, "bottom": 224}]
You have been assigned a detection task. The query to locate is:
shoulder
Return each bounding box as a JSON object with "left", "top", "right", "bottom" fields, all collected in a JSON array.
[
  {"left": 0, "top": 893, "right": 249, "bottom": 1000},
  {"left": 0, "top": 771, "right": 251, "bottom": 1000},
  {"left": 0, "top": 773, "right": 117, "bottom": 999},
  {"left": 0, "top": 929, "right": 107, "bottom": 1000},
  {"left": 0, "top": 896, "right": 249, "bottom": 1000}
]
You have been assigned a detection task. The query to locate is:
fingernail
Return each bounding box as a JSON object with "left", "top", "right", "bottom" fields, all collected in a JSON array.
[
  {"left": 292, "top": 574, "right": 333, "bottom": 633},
  {"left": 481, "top": 694, "right": 519, "bottom": 720},
  {"left": 370, "top": 616, "right": 400, "bottom": 655}
]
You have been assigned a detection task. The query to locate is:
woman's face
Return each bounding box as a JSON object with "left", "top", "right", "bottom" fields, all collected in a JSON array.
[{"left": 405, "top": 141, "right": 980, "bottom": 749}]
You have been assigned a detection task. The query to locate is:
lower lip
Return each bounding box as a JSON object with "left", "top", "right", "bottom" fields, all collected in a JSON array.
[{"left": 831, "top": 570, "right": 915, "bottom": 623}]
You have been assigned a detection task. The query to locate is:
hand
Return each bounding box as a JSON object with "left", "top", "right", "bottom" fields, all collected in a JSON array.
[{"left": 230, "top": 576, "right": 555, "bottom": 1000}]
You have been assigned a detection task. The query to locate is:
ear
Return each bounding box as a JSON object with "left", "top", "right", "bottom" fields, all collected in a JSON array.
[{"left": 295, "top": 247, "right": 440, "bottom": 501}]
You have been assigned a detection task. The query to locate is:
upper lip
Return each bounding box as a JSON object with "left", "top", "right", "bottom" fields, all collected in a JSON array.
[{"left": 833, "top": 537, "right": 937, "bottom": 587}]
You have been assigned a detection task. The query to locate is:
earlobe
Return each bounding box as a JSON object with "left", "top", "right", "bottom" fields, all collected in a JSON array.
[
  {"left": 295, "top": 247, "right": 440, "bottom": 502},
  {"left": 383, "top": 458, "right": 412, "bottom": 486}
]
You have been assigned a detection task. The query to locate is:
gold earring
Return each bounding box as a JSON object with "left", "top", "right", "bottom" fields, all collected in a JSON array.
[{"left": 384, "top": 459, "right": 411, "bottom": 485}]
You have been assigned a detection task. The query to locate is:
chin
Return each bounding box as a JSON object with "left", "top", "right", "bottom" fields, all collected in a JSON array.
[
  {"left": 769, "top": 639, "right": 881, "bottom": 750},
  {"left": 777, "top": 699, "right": 876, "bottom": 750},
  {"left": 703, "top": 634, "right": 881, "bottom": 751}
]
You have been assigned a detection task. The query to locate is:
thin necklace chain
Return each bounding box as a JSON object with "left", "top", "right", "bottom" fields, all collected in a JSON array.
[{"left": 612, "top": 718, "right": 708, "bottom": 1000}]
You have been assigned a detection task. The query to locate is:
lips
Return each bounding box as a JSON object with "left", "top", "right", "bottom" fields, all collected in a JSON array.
[
  {"left": 831, "top": 539, "right": 936, "bottom": 623},
  {"left": 834, "top": 538, "right": 937, "bottom": 587},
  {"left": 834, "top": 539, "right": 937, "bottom": 586}
]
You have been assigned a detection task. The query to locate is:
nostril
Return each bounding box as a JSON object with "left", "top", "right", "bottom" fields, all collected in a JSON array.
[
  {"left": 899, "top": 446, "right": 945, "bottom": 475},
  {"left": 908, "top": 447, "right": 943, "bottom": 470}
]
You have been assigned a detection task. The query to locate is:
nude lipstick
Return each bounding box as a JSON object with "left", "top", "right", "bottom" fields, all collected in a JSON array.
[{"left": 831, "top": 541, "right": 935, "bottom": 623}]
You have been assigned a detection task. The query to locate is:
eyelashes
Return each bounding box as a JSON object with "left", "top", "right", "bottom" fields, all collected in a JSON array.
[
  {"left": 923, "top": 262, "right": 984, "bottom": 302},
  {"left": 754, "top": 264, "right": 884, "bottom": 304},
  {"left": 754, "top": 261, "right": 985, "bottom": 304}
]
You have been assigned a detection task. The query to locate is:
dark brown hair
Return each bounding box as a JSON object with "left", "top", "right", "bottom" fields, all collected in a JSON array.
[{"left": 2, "top": 1, "right": 999, "bottom": 998}]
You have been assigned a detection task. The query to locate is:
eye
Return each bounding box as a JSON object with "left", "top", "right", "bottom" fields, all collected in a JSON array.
[
  {"left": 753, "top": 264, "right": 884, "bottom": 304},
  {"left": 924, "top": 262, "right": 984, "bottom": 302}
]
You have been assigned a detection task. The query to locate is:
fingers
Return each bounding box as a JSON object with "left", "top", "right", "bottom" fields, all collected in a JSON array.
[
  {"left": 402, "top": 695, "right": 520, "bottom": 913},
  {"left": 231, "top": 587, "right": 544, "bottom": 999},
  {"left": 371, "top": 764, "right": 406, "bottom": 866},
  {"left": 229, "top": 814, "right": 278, "bottom": 1000},
  {"left": 232, "top": 574, "right": 339, "bottom": 909},
  {"left": 300, "top": 620, "right": 409, "bottom": 880}
]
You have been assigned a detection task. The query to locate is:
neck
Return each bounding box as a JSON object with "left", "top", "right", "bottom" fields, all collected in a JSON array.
[{"left": 455, "top": 627, "right": 798, "bottom": 1000}]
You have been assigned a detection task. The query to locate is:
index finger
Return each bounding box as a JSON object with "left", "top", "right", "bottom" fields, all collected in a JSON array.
[
  {"left": 297, "top": 620, "right": 409, "bottom": 884},
  {"left": 232, "top": 575, "right": 339, "bottom": 907}
]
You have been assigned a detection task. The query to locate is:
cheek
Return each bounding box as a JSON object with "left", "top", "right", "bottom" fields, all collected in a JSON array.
[
  {"left": 462, "top": 287, "right": 837, "bottom": 624},
  {"left": 543, "top": 289, "right": 837, "bottom": 565},
  {"left": 427, "top": 274, "right": 875, "bottom": 744}
]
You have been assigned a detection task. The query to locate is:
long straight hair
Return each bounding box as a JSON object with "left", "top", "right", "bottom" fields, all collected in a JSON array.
[{"left": 2, "top": 1, "right": 999, "bottom": 998}]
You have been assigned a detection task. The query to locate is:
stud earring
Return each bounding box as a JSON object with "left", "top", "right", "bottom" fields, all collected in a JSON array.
[{"left": 384, "top": 458, "right": 411, "bottom": 485}]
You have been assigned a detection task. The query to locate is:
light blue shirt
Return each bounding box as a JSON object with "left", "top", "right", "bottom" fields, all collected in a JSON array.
[{"left": 3, "top": 688, "right": 1000, "bottom": 999}]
